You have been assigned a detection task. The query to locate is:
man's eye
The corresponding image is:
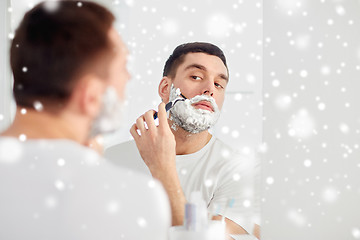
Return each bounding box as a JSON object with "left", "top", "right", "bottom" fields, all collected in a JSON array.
[
  {"left": 191, "top": 76, "right": 202, "bottom": 80},
  {"left": 215, "top": 83, "right": 223, "bottom": 88}
]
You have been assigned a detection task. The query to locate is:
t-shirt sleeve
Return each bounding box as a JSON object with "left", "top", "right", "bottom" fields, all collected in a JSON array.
[{"left": 208, "top": 153, "right": 261, "bottom": 235}]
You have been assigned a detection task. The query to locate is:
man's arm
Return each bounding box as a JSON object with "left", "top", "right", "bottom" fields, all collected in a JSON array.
[
  {"left": 212, "top": 216, "right": 260, "bottom": 239},
  {"left": 130, "top": 103, "right": 186, "bottom": 225},
  {"left": 208, "top": 153, "right": 261, "bottom": 239},
  {"left": 253, "top": 224, "right": 261, "bottom": 239},
  {"left": 151, "top": 167, "right": 186, "bottom": 226}
]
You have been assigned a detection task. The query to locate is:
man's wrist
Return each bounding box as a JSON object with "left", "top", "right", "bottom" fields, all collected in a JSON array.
[
  {"left": 149, "top": 162, "right": 177, "bottom": 178},
  {"left": 151, "top": 170, "right": 177, "bottom": 184}
]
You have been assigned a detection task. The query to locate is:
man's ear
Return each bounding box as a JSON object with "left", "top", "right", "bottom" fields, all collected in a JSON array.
[
  {"left": 158, "top": 76, "right": 172, "bottom": 103},
  {"left": 71, "top": 75, "right": 105, "bottom": 118}
]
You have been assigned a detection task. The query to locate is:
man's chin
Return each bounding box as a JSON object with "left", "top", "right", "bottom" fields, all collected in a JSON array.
[
  {"left": 169, "top": 110, "right": 218, "bottom": 134},
  {"left": 178, "top": 124, "right": 211, "bottom": 135}
]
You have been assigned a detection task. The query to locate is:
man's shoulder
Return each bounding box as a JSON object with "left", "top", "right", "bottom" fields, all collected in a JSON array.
[
  {"left": 104, "top": 139, "right": 140, "bottom": 161},
  {"left": 210, "top": 136, "right": 243, "bottom": 159},
  {"left": 0, "top": 137, "right": 94, "bottom": 160},
  {"left": 105, "top": 139, "right": 137, "bottom": 155},
  {"left": 104, "top": 139, "right": 150, "bottom": 175},
  {"left": 0, "top": 139, "right": 170, "bottom": 239},
  {"left": 209, "top": 136, "right": 258, "bottom": 171},
  {"left": 0, "top": 137, "right": 154, "bottom": 189}
]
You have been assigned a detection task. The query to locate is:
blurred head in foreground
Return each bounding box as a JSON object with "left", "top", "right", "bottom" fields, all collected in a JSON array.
[{"left": 8, "top": 0, "right": 130, "bottom": 141}]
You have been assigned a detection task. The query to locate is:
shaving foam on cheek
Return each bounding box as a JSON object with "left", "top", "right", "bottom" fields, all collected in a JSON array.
[
  {"left": 89, "top": 86, "right": 125, "bottom": 137},
  {"left": 175, "top": 88, "right": 181, "bottom": 96},
  {"left": 169, "top": 85, "right": 182, "bottom": 131},
  {"left": 169, "top": 85, "right": 220, "bottom": 134},
  {"left": 169, "top": 84, "right": 182, "bottom": 102}
]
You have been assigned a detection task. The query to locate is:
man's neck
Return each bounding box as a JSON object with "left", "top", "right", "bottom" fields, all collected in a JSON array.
[
  {"left": 1, "top": 108, "right": 88, "bottom": 144},
  {"left": 169, "top": 120, "right": 212, "bottom": 155}
]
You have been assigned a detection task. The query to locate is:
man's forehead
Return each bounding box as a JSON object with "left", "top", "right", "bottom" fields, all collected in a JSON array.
[
  {"left": 109, "top": 27, "right": 128, "bottom": 55},
  {"left": 179, "top": 52, "right": 228, "bottom": 77}
]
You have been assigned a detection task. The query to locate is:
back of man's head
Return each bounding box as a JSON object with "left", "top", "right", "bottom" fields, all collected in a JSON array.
[
  {"left": 11, "top": 1, "right": 115, "bottom": 110},
  {"left": 162, "top": 42, "right": 228, "bottom": 78}
]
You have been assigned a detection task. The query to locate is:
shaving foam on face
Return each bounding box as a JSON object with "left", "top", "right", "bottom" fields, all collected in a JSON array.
[
  {"left": 175, "top": 88, "right": 181, "bottom": 96},
  {"left": 89, "top": 86, "right": 125, "bottom": 137},
  {"left": 169, "top": 85, "right": 182, "bottom": 100},
  {"left": 169, "top": 85, "right": 220, "bottom": 134}
]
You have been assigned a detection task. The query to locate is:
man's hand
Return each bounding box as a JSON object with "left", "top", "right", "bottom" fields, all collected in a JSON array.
[
  {"left": 130, "top": 102, "right": 176, "bottom": 175},
  {"left": 130, "top": 103, "right": 186, "bottom": 225}
]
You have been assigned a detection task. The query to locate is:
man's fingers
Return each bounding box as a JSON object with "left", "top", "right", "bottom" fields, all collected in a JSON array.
[
  {"left": 158, "top": 102, "right": 168, "bottom": 127},
  {"left": 144, "top": 110, "right": 156, "bottom": 131},
  {"left": 136, "top": 116, "right": 146, "bottom": 133},
  {"left": 130, "top": 124, "right": 140, "bottom": 140},
  {"left": 132, "top": 106, "right": 164, "bottom": 139}
]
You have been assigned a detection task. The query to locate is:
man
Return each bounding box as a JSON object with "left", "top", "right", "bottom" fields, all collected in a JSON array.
[
  {"left": 105, "top": 42, "right": 261, "bottom": 238},
  {"left": 0, "top": 1, "right": 170, "bottom": 239}
]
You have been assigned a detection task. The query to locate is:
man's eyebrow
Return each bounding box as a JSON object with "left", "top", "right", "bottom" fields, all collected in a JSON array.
[
  {"left": 184, "top": 63, "right": 229, "bottom": 81},
  {"left": 184, "top": 64, "right": 207, "bottom": 72},
  {"left": 219, "top": 73, "right": 229, "bottom": 82}
]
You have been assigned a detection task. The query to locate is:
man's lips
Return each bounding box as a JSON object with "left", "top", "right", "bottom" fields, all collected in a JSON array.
[{"left": 192, "top": 100, "right": 214, "bottom": 112}]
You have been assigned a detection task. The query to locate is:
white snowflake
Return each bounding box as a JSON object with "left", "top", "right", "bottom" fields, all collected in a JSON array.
[
  {"left": 352, "top": 228, "right": 360, "bottom": 239},
  {"left": 288, "top": 109, "right": 316, "bottom": 139},
  {"left": 266, "top": 177, "right": 274, "bottom": 185},
  {"left": 287, "top": 209, "right": 306, "bottom": 227},
  {"left": 54, "top": 180, "right": 65, "bottom": 191},
  {"left": 303, "top": 159, "right": 312, "bottom": 167},
  {"left": 322, "top": 187, "right": 338, "bottom": 203},
  {"left": 161, "top": 20, "right": 178, "bottom": 36},
  {"left": 107, "top": 201, "right": 120, "bottom": 214},
  {"left": 275, "top": 95, "right": 292, "bottom": 110},
  {"left": 137, "top": 217, "right": 147, "bottom": 227},
  {"left": 0, "top": 139, "right": 23, "bottom": 164},
  {"left": 206, "top": 14, "right": 232, "bottom": 38},
  {"left": 57, "top": 158, "right": 66, "bottom": 167},
  {"left": 33, "top": 101, "right": 44, "bottom": 111}
]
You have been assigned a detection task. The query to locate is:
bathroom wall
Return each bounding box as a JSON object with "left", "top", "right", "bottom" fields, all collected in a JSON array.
[{"left": 262, "top": 0, "right": 360, "bottom": 239}]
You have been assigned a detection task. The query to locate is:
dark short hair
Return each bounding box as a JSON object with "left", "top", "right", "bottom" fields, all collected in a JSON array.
[
  {"left": 10, "top": 0, "right": 115, "bottom": 108},
  {"left": 163, "top": 42, "right": 228, "bottom": 78}
]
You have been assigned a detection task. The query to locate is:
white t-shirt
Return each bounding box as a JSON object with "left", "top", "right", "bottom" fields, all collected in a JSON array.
[
  {"left": 105, "top": 136, "right": 260, "bottom": 234},
  {"left": 0, "top": 137, "right": 170, "bottom": 240}
]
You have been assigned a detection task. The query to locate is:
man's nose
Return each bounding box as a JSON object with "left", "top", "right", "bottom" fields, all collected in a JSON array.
[
  {"left": 203, "top": 90, "right": 213, "bottom": 96},
  {"left": 202, "top": 81, "right": 214, "bottom": 97}
]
